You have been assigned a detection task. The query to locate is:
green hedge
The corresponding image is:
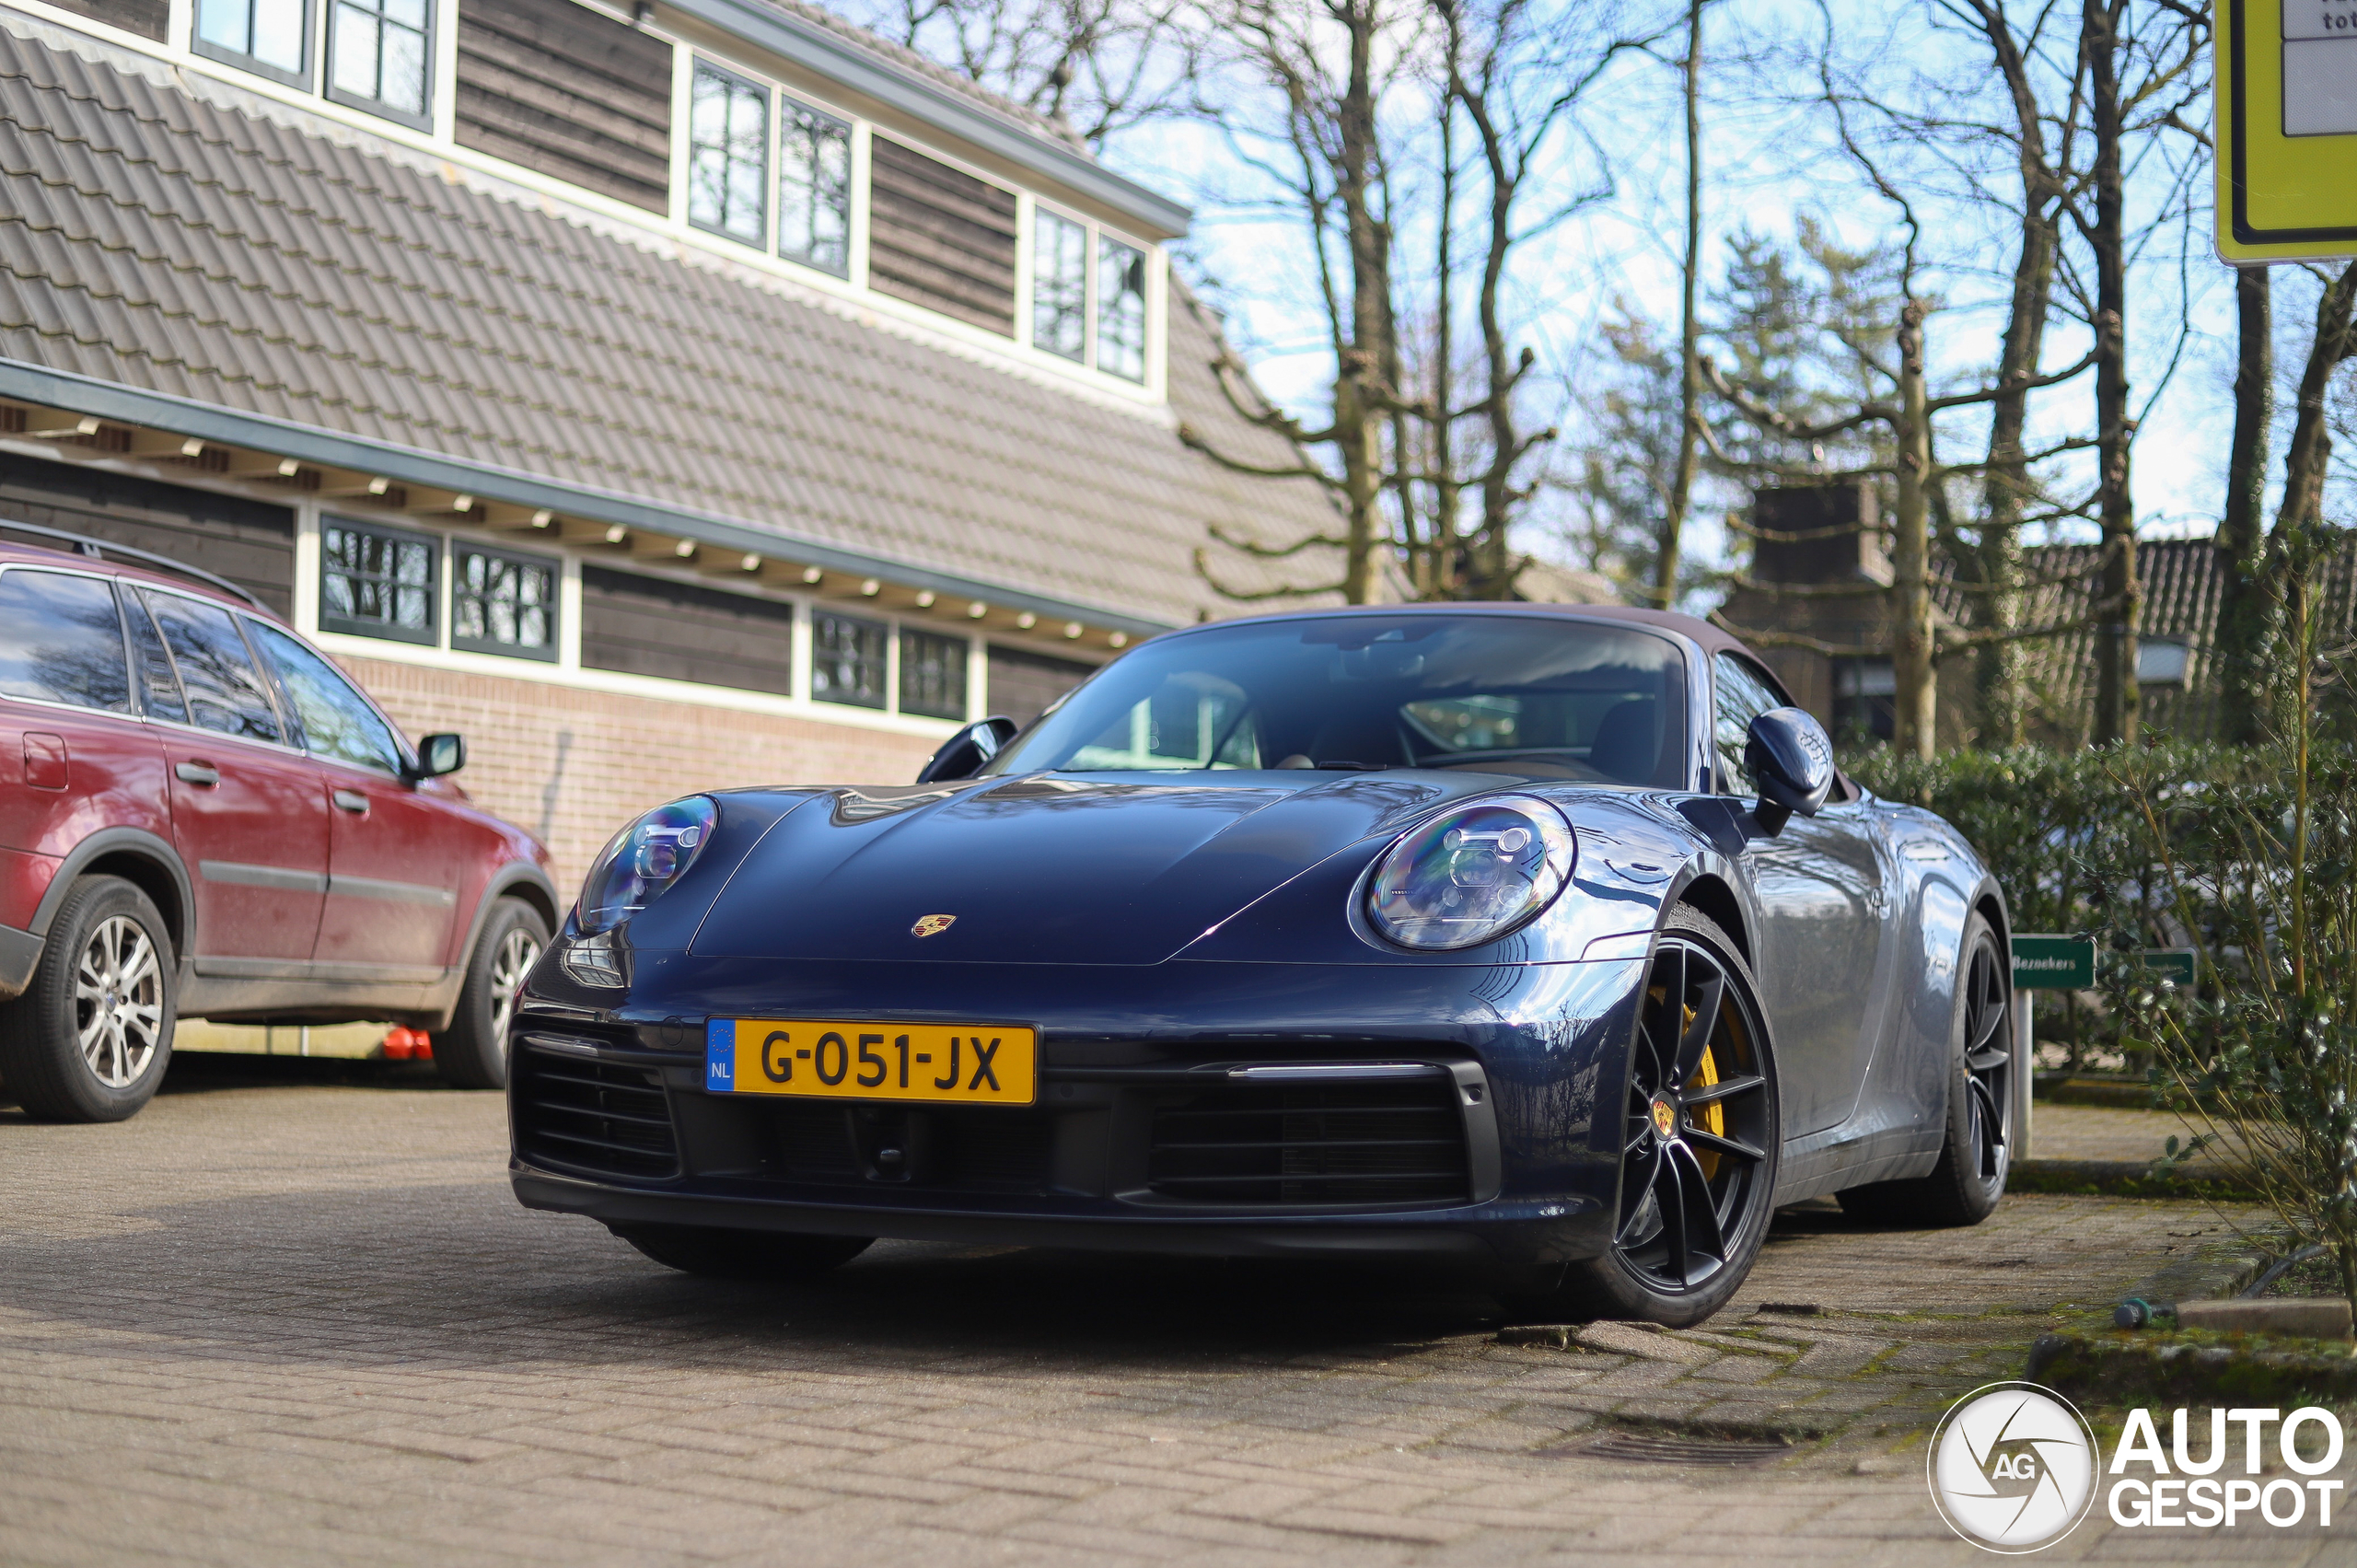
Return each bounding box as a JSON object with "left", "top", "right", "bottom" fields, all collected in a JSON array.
[{"left": 1843, "top": 742, "right": 2282, "bottom": 1066}]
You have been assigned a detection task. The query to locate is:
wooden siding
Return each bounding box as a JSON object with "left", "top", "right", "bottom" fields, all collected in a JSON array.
[
  {"left": 581, "top": 565, "right": 797, "bottom": 696},
  {"left": 867, "top": 137, "right": 1017, "bottom": 335},
  {"left": 455, "top": 0, "right": 671, "bottom": 215},
  {"left": 0, "top": 454, "right": 294, "bottom": 615},
  {"left": 42, "top": 0, "right": 166, "bottom": 39},
  {"left": 985, "top": 643, "right": 1094, "bottom": 726}
]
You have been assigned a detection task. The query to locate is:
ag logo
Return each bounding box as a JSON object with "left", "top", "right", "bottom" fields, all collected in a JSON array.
[
  {"left": 1928, "top": 1382, "right": 2098, "bottom": 1552},
  {"left": 910, "top": 913, "right": 957, "bottom": 938}
]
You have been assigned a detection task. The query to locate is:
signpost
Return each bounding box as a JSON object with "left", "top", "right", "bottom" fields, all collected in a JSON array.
[
  {"left": 2217, "top": 0, "right": 2357, "bottom": 261},
  {"left": 2008, "top": 934, "right": 2096, "bottom": 1163},
  {"left": 2003, "top": 937, "right": 2199, "bottom": 1165}
]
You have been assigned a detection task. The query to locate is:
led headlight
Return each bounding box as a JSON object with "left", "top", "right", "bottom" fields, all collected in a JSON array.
[
  {"left": 1366, "top": 796, "right": 1575, "bottom": 951},
  {"left": 573, "top": 796, "right": 718, "bottom": 937}
]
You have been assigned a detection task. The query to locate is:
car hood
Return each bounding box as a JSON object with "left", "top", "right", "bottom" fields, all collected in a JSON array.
[{"left": 687, "top": 771, "right": 1511, "bottom": 965}]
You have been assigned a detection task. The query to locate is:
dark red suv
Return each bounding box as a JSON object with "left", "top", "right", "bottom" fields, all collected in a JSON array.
[{"left": 0, "top": 525, "right": 558, "bottom": 1121}]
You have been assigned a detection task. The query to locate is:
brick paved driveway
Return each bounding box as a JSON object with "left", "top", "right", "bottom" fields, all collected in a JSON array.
[{"left": 0, "top": 1065, "right": 2340, "bottom": 1566}]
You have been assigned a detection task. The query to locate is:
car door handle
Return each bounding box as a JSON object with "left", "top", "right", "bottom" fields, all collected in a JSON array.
[
  {"left": 331, "top": 788, "right": 370, "bottom": 815},
  {"left": 174, "top": 761, "right": 220, "bottom": 786}
]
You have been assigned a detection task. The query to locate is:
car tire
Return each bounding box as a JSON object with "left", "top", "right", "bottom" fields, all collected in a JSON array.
[
  {"left": 1837, "top": 911, "right": 2012, "bottom": 1227},
  {"left": 0, "top": 875, "right": 176, "bottom": 1123},
  {"left": 433, "top": 898, "right": 550, "bottom": 1091},
  {"left": 611, "top": 1225, "right": 876, "bottom": 1282},
  {"left": 1501, "top": 903, "right": 1782, "bottom": 1329}
]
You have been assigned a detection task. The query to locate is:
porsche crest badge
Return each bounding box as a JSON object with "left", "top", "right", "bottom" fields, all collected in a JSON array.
[{"left": 910, "top": 913, "right": 958, "bottom": 938}]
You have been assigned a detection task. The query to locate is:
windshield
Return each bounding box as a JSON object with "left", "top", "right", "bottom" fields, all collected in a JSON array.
[{"left": 986, "top": 614, "right": 1689, "bottom": 785}]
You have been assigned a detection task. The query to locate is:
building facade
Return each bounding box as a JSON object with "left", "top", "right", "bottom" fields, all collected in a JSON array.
[
  {"left": 0, "top": 0, "right": 1339, "bottom": 886},
  {"left": 1715, "top": 483, "right": 2357, "bottom": 749}
]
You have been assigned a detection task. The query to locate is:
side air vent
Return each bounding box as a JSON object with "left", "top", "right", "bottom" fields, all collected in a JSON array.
[
  {"left": 1145, "top": 1078, "right": 1471, "bottom": 1206},
  {"left": 514, "top": 1044, "right": 679, "bottom": 1179}
]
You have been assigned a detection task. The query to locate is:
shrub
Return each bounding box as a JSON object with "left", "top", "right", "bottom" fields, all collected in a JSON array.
[{"left": 1845, "top": 741, "right": 2273, "bottom": 1066}]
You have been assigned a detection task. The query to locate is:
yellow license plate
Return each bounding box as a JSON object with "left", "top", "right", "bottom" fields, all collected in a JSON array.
[{"left": 704, "top": 1018, "right": 1038, "bottom": 1106}]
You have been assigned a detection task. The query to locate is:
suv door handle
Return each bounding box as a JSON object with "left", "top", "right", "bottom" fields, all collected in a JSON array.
[
  {"left": 174, "top": 761, "right": 220, "bottom": 786},
  {"left": 331, "top": 788, "right": 369, "bottom": 815}
]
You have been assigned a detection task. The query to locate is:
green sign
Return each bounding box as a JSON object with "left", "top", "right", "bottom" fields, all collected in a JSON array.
[
  {"left": 2141, "top": 948, "right": 2197, "bottom": 991},
  {"left": 2013, "top": 935, "right": 2095, "bottom": 991}
]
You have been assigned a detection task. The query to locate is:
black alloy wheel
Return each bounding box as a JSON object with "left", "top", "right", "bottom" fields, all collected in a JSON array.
[
  {"left": 1839, "top": 912, "right": 2010, "bottom": 1226},
  {"left": 1503, "top": 905, "right": 1781, "bottom": 1328},
  {"left": 1956, "top": 934, "right": 2012, "bottom": 1186},
  {"left": 1611, "top": 925, "right": 1776, "bottom": 1296}
]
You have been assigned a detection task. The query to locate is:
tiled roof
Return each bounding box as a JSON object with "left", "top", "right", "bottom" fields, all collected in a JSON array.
[
  {"left": 1931, "top": 536, "right": 2357, "bottom": 739},
  {"left": 0, "top": 23, "right": 1339, "bottom": 629}
]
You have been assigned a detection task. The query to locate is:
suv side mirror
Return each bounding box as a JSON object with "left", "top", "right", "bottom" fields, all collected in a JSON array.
[
  {"left": 1743, "top": 707, "right": 1833, "bottom": 834},
  {"left": 916, "top": 715, "right": 1019, "bottom": 784},
  {"left": 410, "top": 732, "right": 466, "bottom": 780}
]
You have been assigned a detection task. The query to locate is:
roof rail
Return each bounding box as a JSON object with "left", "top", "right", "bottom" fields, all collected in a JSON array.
[{"left": 0, "top": 517, "right": 269, "bottom": 611}]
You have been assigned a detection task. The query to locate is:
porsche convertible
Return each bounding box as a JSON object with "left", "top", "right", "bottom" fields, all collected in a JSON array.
[{"left": 506, "top": 606, "right": 2014, "bottom": 1325}]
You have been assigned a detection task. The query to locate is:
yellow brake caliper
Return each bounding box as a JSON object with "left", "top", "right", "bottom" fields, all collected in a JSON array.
[{"left": 1684, "top": 1002, "right": 1724, "bottom": 1179}]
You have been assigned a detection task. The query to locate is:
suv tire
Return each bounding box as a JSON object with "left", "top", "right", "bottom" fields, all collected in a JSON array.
[
  {"left": 0, "top": 875, "right": 176, "bottom": 1122},
  {"left": 433, "top": 898, "right": 550, "bottom": 1090}
]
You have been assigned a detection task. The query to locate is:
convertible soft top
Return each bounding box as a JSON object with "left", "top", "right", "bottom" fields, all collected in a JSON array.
[{"left": 1204, "top": 601, "right": 1763, "bottom": 663}]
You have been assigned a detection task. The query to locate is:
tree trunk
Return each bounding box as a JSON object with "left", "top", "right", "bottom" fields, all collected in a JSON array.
[
  {"left": 1654, "top": 0, "right": 1703, "bottom": 610},
  {"left": 2276, "top": 261, "right": 2357, "bottom": 548},
  {"left": 1332, "top": 0, "right": 1392, "bottom": 605},
  {"left": 1892, "top": 298, "right": 1936, "bottom": 760},
  {"left": 2085, "top": 0, "right": 2137, "bottom": 744},
  {"left": 1973, "top": 6, "right": 2061, "bottom": 749},
  {"left": 2216, "top": 265, "right": 2274, "bottom": 742}
]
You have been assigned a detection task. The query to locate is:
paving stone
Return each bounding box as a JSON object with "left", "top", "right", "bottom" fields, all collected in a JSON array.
[{"left": 0, "top": 1078, "right": 2328, "bottom": 1566}]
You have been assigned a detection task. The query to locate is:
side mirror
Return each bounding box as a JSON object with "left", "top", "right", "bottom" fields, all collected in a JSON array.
[
  {"left": 410, "top": 732, "right": 466, "bottom": 780},
  {"left": 916, "top": 715, "right": 1018, "bottom": 784},
  {"left": 1743, "top": 707, "right": 1833, "bottom": 834}
]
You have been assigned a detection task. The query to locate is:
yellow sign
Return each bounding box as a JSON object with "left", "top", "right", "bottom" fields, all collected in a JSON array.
[
  {"left": 704, "top": 1017, "right": 1038, "bottom": 1105},
  {"left": 2218, "top": 0, "right": 2357, "bottom": 261}
]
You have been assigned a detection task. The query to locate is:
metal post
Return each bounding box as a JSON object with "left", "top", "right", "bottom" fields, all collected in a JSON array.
[{"left": 2014, "top": 991, "right": 2034, "bottom": 1163}]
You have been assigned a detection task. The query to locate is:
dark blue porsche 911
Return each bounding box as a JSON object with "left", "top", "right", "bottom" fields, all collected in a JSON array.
[{"left": 507, "top": 606, "right": 2015, "bottom": 1325}]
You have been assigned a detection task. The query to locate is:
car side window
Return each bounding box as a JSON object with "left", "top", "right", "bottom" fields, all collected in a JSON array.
[
  {"left": 247, "top": 621, "right": 405, "bottom": 776},
  {"left": 0, "top": 570, "right": 133, "bottom": 714},
  {"left": 1713, "top": 653, "right": 1787, "bottom": 796},
  {"left": 124, "top": 591, "right": 189, "bottom": 725},
  {"left": 140, "top": 589, "right": 283, "bottom": 743}
]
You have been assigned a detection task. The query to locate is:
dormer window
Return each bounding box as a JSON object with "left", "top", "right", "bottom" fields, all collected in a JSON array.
[
  {"left": 778, "top": 98, "right": 852, "bottom": 275},
  {"left": 1032, "top": 211, "right": 1088, "bottom": 362},
  {"left": 1097, "top": 238, "right": 1147, "bottom": 382},
  {"left": 194, "top": 0, "right": 309, "bottom": 87},
  {"left": 688, "top": 61, "right": 768, "bottom": 245},
  {"left": 327, "top": 0, "right": 431, "bottom": 128}
]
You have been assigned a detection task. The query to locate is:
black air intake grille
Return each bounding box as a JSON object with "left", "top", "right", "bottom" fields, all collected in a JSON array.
[
  {"left": 935, "top": 1111, "right": 1054, "bottom": 1192},
  {"left": 515, "top": 1049, "right": 679, "bottom": 1179},
  {"left": 1146, "top": 1079, "right": 1470, "bottom": 1205}
]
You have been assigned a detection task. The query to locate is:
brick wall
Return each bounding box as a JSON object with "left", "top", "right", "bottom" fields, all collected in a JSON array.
[{"left": 338, "top": 657, "right": 937, "bottom": 891}]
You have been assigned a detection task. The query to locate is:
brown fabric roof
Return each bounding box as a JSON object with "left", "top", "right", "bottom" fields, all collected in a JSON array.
[{"left": 0, "top": 23, "right": 1340, "bottom": 629}]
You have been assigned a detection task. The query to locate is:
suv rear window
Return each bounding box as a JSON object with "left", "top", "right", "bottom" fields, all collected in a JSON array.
[{"left": 0, "top": 569, "right": 132, "bottom": 714}]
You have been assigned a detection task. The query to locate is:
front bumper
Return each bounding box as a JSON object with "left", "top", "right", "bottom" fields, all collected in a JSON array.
[{"left": 506, "top": 955, "right": 1648, "bottom": 1272}]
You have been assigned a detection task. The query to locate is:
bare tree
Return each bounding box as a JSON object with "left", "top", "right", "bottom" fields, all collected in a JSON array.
[
  {"left": 1654, "top": 0, "right": 1707, "bottom": 610},
  {"left": 842, "top": 0, "right": 1208, "bottom": 145},
  {"left": 2069, "top": 0, "right": 2207, "bottom": 742},
  {"left": 2216, "top": 266, "right": 2274, "bottom": 741},
  {"left": 1181, "top": 0, "right": 1660, "bottom": 605},
  {"left": 1177, "top": 0, "right": 1411, "bottom": 604}
]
